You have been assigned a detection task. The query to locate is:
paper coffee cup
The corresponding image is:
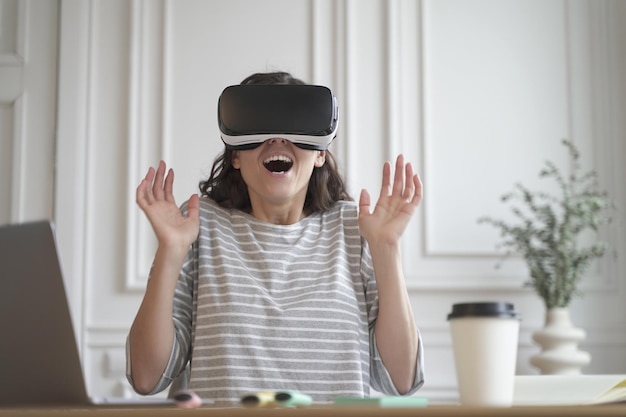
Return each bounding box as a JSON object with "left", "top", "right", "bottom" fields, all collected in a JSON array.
[{"left": 447, "top": 302, "right": 521, "bottom": 406}]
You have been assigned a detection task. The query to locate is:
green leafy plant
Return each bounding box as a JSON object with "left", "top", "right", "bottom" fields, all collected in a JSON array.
[{"left": 478, "top": 139, "right": 613, "bottom": 309}]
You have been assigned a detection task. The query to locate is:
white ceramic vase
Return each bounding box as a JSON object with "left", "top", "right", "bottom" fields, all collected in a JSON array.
[{"left": 530, "top": 307, "right": 591, "bottom": 374}]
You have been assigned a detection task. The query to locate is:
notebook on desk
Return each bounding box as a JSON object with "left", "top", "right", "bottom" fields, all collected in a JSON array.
[{"left": 0, "top": 220, "right": 172, "bottom": 407}]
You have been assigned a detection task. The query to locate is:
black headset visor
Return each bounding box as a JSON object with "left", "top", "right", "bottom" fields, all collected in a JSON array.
[{"left": 218, "top": 84, "right": 338, "bottom": 151}]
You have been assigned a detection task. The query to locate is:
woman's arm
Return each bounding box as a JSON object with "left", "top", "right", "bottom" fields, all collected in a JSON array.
[
  {"left": 128, "top": 244, "right": 188, "bottom": 394},
  {"left": 358, "top": 154, "right": 423, "bottom": 394},
  {"left": 127, "top": 161, "right": 199, "bottom": 394},
  {"left": 368, "top": 241, "right": 418, "bottom": 394}
]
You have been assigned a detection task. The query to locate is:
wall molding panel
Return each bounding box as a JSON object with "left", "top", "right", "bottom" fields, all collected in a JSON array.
[
  {"left": 125, "top": 0, "right": 165, "bottom": 291},
  {"left": 0, "top": 0, "right": 27, "bottom": 224},
  {"left": 6, "top": 0, "right": 25, "bottom": 223}
]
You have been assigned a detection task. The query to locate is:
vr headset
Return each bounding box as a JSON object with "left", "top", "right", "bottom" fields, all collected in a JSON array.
[{"left": 218, "top": 84, "right": 338, "bottom": 151}]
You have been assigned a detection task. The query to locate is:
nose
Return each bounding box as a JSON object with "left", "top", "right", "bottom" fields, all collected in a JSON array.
[{"left": 267, "top": 137, "right": 288, "bottom": 145}]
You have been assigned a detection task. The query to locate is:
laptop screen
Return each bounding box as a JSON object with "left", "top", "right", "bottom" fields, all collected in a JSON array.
[{"left": 0, "top": 220, "right": 89, "bottom": 405}]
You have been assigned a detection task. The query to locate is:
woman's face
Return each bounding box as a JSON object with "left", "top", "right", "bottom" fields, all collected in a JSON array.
[{"left": 232, "top": 138, "right": 326, "bottom": 215}]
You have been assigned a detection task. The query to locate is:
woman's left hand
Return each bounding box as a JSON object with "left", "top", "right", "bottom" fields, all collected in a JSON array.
[{"left": 358, "top": 154, "right": 423, "bottom": 247}]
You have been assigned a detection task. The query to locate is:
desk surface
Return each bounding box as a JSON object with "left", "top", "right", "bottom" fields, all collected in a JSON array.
[{"left": 1, "top": 405, "right": 626, "bottom": 417}]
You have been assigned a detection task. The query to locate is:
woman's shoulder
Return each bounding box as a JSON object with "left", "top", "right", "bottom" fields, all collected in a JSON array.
[
  {"left": 198, "top": 197, "right": 238, "bottom": 221},
  {"left": 322, "top": 200, "right": 359, "bottom": 223},
  {"left": 179, "top": 196, "right": 230, "bottom": 219},
  {"left": 329, "top": 199, "right": 358, "bottom": 213}
]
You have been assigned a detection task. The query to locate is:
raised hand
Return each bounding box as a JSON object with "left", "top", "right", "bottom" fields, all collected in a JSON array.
[
  {"left": 358, "top": 154, "right": 423, "bottom": 247},
  {"left": 136, "top": 160, "right": 200, "bottom": 251}
]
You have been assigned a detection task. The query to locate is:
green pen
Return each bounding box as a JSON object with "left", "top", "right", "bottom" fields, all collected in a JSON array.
[
  {"left": 378, "top": 396, "right": 428, "bottom": 408},
  {"left": 275, "top": 391, "right": 313, "bottom": 407},
  {"left": 334, "top": 396, "right": 428, "bottom": 408}
]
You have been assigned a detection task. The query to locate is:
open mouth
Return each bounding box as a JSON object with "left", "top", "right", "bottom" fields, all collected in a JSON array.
[{"left": 263, "top": 155, "right": 293, "bottom": 174}]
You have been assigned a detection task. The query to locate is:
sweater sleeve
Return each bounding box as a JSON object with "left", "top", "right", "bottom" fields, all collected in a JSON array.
[{"left": 369, "top": 326, "right": 425, "bottom": 395}]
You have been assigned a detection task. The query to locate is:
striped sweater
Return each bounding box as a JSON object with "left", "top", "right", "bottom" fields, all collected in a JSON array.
[{"left": 128, "top": 197, "right": 423, "bottom": 405}]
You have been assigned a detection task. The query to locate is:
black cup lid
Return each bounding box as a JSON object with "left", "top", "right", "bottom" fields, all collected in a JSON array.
[{"left": 447, "top": 302, "right": 520, "bottom": 320}]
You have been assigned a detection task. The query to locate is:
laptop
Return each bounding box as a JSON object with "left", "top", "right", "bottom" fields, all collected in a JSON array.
[{"left": 0, "top": 220, "right": 174, "bottom": 407}]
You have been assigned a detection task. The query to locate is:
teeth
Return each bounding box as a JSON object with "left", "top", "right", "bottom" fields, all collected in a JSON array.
[{"left": 263, "top": 155, "right": 292, "bottom": 164}]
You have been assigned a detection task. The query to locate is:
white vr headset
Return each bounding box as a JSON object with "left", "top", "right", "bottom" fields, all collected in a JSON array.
[{"left": 218, "top": 84, "right": 338, "bottom": 151}]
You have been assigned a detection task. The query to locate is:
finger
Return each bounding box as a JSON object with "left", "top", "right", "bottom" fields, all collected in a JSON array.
[
  {"left": 379, "top": 161, "right": 392, "bottom": 200},
  {"left": 136, "top": 167, "right": 156, "bottom": 207},
  {"left": 403, "top": 162, "right": 415, "bottom": 201},
  {"left": 187, "top": 194, "right": 201, "bottom": 222},
  {"left": 152, "top": 160, "right": 167, "bottom": 200},
  {"left": 164, "top": 168, "right": 176, "bottom": 204},
  {"left": 410, "top": 173, "right": 423, "bottom": 206},
  {"left": 392, "top": 154, "right": 405, "bottom": 197},
  {"left": 359, "top": 189, "right": 371, "bottom": 215}
]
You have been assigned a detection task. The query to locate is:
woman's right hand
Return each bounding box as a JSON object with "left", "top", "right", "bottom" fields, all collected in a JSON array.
[{"left": 136, "top": 160, "right": 200, "bottom": 252}]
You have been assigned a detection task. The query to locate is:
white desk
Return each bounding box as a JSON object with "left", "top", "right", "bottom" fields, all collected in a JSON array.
[{"left": 513, "top": 374, "right": 626, "bottom": 406}]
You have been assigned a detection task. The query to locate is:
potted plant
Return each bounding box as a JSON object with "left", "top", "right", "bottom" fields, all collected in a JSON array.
[{"left": 478, "top": 139, "right": 614, "bottom": 374}]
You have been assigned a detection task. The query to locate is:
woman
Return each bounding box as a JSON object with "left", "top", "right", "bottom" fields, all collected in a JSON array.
[{"left": 127, "top": 72, "right": 424, "bottom": 405}]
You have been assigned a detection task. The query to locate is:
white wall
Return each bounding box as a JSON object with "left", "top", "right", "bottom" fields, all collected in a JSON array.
[
  {"left": 0, "top": 0, "right": 58, "bottom": 224},
  {"left": 2, "top": 0, "right": 625, "bottom": 403}
]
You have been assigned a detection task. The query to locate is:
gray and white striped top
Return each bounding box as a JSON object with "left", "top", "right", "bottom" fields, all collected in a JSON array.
[{"left": 129, "top": 197, "right": 423, "bottom": 405}]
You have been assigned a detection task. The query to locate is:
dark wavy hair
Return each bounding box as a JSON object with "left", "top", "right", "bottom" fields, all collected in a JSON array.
[{"left": 199, "top": 72, "right": 352, "bottom": 214}]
